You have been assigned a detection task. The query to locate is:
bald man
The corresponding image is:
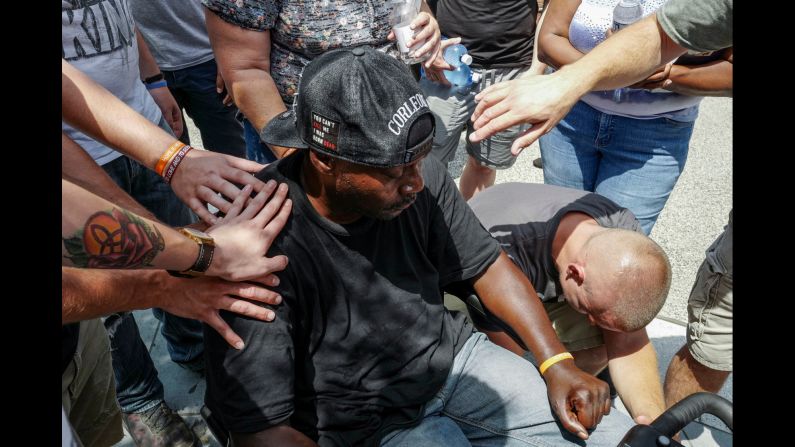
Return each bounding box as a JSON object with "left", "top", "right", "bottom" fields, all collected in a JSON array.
[{"left": 461, "top": 182, "right": 671, "bottom": 423}]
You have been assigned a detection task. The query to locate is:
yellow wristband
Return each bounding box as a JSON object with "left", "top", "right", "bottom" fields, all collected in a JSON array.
[
  {"left": 539, "top": 352, "right": 574, "bottom": 375},
  {"left": 155, "top": 141, "right": 186, "bottom": 176}
]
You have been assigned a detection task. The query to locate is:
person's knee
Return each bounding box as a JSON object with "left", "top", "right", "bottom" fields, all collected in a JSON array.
[
  {"left": 466, "top": 156, "right": 496, "bottom": 174},
  {"left": 683, "top": 346, "right": 731, "bottom": 385}
]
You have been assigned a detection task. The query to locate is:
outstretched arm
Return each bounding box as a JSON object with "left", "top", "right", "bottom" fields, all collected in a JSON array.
[
  {"left": 469, "top": 13, "right": 687, "bottom": 152},
  {"left": 62, "top": 59, "right": 268, "bottom": 223},
  {"left": 62, "top": 178, "right": 291, "bottom": 283},
  {"left": 62, "top": 267, "right": 281, "bottom": 349},
  {"left": 472, "top": 252, "right": 612, "bottom": 440},
  {"left": 603, "top": 328, "right": 665, "bottom": 422}
]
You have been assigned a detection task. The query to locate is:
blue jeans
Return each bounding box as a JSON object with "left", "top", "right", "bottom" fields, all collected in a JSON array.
[
  {"left": 165, "top": 58, "right": 246, "bottom": 158},
  {"left": 539, "top": 100, "right": 694, "bottom": 235},
  {"left": 242, "top": 116, "right": 278, "bottom": 164},
  {"left": 380, "top": 332, "right": 633, "bottom": 447},
  {"left": 101, "top": 150, "right": 204, "bottom": 413}
]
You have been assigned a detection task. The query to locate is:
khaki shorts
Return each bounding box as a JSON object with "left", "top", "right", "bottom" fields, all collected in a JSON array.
[
  {"left": 686, "top": 212, "right": 733, "bottom": 371},
  {"left": 62, "top": 318, "right": 123, "bottom": 447},
  {"left": 544, "top": 301, "right": 604, "bottom": 352},
  {"left": 446, "top": 294, "right": 604, "bottom": 353}
]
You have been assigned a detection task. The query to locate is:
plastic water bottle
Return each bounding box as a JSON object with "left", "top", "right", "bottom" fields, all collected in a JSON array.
[
  {"left": 611, "top": 0, "right": 643, "bottom": 103},
  {"left": 444, "top": 64, "right": 481, "bottom": 87},
  {"left": 443, "top": 44, "right": 473, "bottom": 67},
  {"left": 389, "top": 0, "right": 430, "bottom": 64}
]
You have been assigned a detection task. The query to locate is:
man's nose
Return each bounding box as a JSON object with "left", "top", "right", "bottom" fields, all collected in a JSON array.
[{"left": 401, "top": 163, "right": 424, "bottom": 194}]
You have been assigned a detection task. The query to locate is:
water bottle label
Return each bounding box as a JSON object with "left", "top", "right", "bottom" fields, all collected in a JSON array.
[{"left": 394, "top": 25, "right": 425, "bottom": 54}]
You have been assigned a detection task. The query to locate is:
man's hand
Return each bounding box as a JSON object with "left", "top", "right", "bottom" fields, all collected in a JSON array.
[
  {"left": 544, "top": 361, "right": 612, "bottom": 440},
  {"left": 206, "top": 181, "right": 291, "bottom": 284},
  {"left": 148, "top": 85, "right": 184, "bottom": 138},
  {"left": 469, "top": 72, "right": 582, "bottom": 155},
  {"left": 169, "top": 148, "right": 268, "bottom": 224},
  {"left": 387, "top": 11, "right": 442, "bottom": 69},
  {"left": 627, "top": 62, "right": 672, "bottom": 89},
  {"left": 157, "top": 273, "right": 282, "bottom": 350},
  {"left": 423, "top": 37, "right": 461, "bottom": 86},
  {"left": 409, "top": 12, "right": 442, "bottom": 68}
]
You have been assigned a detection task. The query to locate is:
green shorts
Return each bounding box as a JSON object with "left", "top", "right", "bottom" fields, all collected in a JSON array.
[
  {"left": 446, "top": 294, "right": 604, "bottom": 353},
  {"left": 62, "top": 318, "right": 123, "bottom": 447}
]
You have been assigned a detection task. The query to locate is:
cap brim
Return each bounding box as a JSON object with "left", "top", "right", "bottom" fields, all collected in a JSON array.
[{"left": 260, "top": 111, "right": 309, "bottom": 149}]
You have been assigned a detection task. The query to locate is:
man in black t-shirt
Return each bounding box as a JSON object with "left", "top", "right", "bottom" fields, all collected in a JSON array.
[
  {"left": 203, "top": 46, "right": 634, "bottom": 447},
  {"left": 468, "top": 183, "right": 672, "bottom": 423}
]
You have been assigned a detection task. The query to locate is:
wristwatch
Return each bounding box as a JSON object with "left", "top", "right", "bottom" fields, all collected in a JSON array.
[{"left": 170, "top": 227, "right": 215, "bottom": 277}]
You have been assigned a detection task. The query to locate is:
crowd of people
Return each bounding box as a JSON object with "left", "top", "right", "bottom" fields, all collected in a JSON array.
[{"left": 61, "top": 0, "right": 732, "bottom": 446}]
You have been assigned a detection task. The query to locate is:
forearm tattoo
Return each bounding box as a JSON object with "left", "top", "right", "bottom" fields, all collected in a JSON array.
[{"left": 63, "top": 208, "right": 165, "bottom": 268}]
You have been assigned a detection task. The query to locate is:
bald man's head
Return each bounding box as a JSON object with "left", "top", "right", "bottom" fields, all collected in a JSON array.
[{"left": 580, "top": 229, "right": 671, "bottom": 332}]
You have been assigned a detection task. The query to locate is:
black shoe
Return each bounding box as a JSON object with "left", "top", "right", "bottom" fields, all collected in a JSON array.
[
  {"left": 596, "top": 369, "right": 618, "bottom": 400},
  {"left": 123, "top": 402, "right": 202, "bottom": 447},
  {"left": 532, "top": 157, "right": 543, "bottom": 169}
]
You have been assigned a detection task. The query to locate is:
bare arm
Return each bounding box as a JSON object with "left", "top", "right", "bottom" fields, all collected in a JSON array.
[
  {"left": 204, "top": 9, "right": 294, "bottom": 159},
  {"left": 62, "top": 268, "right": 280, "bottom": 349},
  {"left": 472, "top": 252, "right": 611, "bottom": 440},
  {"left": 135, "top": 26, "right": 184, "bottom": 138},
  {"left": 660, "top": 48, "right": 732, "bottom": 96},
  {"left": 62, "top": 59, "right": 268, "bottom": 223},
  {"left": 543, "top": 14, "right": 686, "bottom": 96},
  {"left": 232, "top": 425, "right": 318, "bottom": 447},
  {"left": 62, "top": 132, "right": 158, "bottom": 220},
  {"left": 536, "top": 0, "right": 584, "bottom": 69},
  {"left": 62, "top": 177, "right": 292, "bottom": 283},
  {"left": 603, "top": 329, "right": 665, "bottom": 421},
  {"left": 63, "top": 178, "right": 196, "bottom": 271},
  {"left": 469, "top": 14, "right": 687, "bottom": 152},
  {"left": 525, "top": 2, "right": 550, "bottom": 76}
]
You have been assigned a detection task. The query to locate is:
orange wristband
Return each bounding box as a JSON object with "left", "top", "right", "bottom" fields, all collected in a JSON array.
[{"left": 155, "top": 141, "right": 186, "bottom": 176}]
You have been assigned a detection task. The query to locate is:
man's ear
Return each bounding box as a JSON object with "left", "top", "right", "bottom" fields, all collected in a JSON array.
[
  {"left": 566, "top": 263, "right": 586, "bottom": 286},
  {"left": 309, "top": 150, "right": 335, "bottom": 176}
]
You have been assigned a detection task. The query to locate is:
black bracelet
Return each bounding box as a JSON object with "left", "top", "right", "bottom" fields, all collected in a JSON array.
[{"left": 143, "top": 72, "right": 164, "bottom": 84}]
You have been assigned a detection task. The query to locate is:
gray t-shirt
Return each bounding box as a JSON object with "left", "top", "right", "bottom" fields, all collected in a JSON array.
[
  {"left": 129, "top": 0, "right": 215, "bottom": 71},
  {"left": 657, "top": 0, "right": 732, "bottom": 53},
  {"left": 468, "top": 183, "right": 642, "bottom": 302},
  {"left": 62, "top": 0, "right": 163, "bottom": 166}
]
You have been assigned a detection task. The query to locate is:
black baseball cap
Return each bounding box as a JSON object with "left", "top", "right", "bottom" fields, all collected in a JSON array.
[{"left": 260, "top": 45, "right": 435, "bottom": 168}]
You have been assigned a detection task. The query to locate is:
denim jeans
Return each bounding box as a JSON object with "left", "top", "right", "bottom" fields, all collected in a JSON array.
[
  {"left": 101, "top": 146, "right": 204, "bottom": 413},
  {"left": 539, "top": 100, "right": 694, "bottom": 235},
  {"left": 242, "top": 116, "right": 278, "bottom": 164},
  {"left": 164, "top": 58, "right": 247, "bottom": 158},
  {"left": 380, "top": 332, "right": 634, "bottom": 447}
]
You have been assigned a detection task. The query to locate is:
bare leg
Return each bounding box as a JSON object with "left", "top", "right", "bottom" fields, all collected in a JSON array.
[
  {"left": 458, "top": 156, "right": 496, "bottom": 200},
  {"left": 664, "top": 345, "right": 731, "bottom": 408}
]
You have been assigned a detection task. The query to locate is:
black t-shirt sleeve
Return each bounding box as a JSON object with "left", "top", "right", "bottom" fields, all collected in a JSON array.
[
  {"left": 203, "top": 268, "right": 298, "bottom": 434},
  {"left": 423, "top": 158, "right": 502, "bottom": 286}
]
